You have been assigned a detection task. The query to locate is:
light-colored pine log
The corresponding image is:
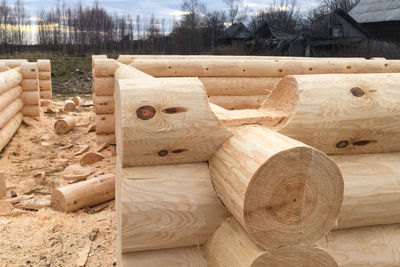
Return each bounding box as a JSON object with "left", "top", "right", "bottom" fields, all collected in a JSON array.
[
  {"left": 0, "top": 98, "right": 23, "bottom": 128},
  {"left": 120, "top": 246, "right": 207, "bottom": 267},
  {"left": 331, "top": 152, "right": 400, "bottom": 229},
  {"left": 21, "top": 79, "right": 39, "bottom": 91},
  {"left": 208, "top": 95, "right": 267, "bottom": 110},
  {"left": 0, "top": 112, "right": 22, "bottom": 152},
  {"left": 115, "top": 78, "right": 231, "bottom": 167},
  {"left": 0, "top": 171, "right": 5, "bottom": 198},
  {"left": 96, "top": 134, "right": 115, "bottom": 145},
  {"left": 40, "top": 90, "right": 52, "bottom": 99},
  {"left": 54, "top": 117, "right": 76, "bottom": 134},
  {"left": 115, "top": 63, "right": 153, "bottom": 79},
  {"left": 39, "top": 80, "right": 51, "bottom": 91},
  {"left": 0, "top": 62, "right": 7, "bottom": 72},
  {"left": 94, "top": 95, "right": 114, "bottom": 114},
  {"left": 206, "top": 217, "right": 338, "bottom": 267},
  {"left": 200, "top": 77, "right": 277, "bottom": 96},
  {"left": 20, "top": 91, "right": 40, "bottom": 106},
  {"left": 209, "top": 126, "right": 343, "bottom": 250},
  {"left": 0, "top": 86, "right": 22, "bottom": 112},
  {"left": 0, "top": 69, "right": 23, "bottom": 94},
  {"left": 37, "top": 59, "right": 51, "bottom": 72},
  {"left": 318, "top": 224, "right": 400, "bottom": 266},
  {"left": 95, "top": 114, "right": 115, "bottom": 134},
  {"left": 64, "top": 100, "right": 76, "bottom": 112},
  {"left": 93, "top": 77, "right": 114, "bottom": 96},
  {"left": 69, "top": 96, "right": 82, "bottom": 106},
  {"left": 22, "top": 105, "right": 40, "bottom": 117},
  {"left": 262, "top": 73, "right": 400, "bottom": 154},
  {"left": 92, "top": 55, "right": 108, "bottom": 68},
  {"left": 0, "top": 59, "right": 27, "bottom": 68},
  {"left": 119, "top": 162, "right": 229, "bottom": 253},
  {"left": 93, "top": 59, "right": 118, "bottom": 77},
  {"left": 130, "top": 58, "right": 398, "bottom": 77},
  {"left": 51, "top": 174, "right": 115, "bottom": 212},
  {"left": 38, "top": 71, "right": 51, "bottom": 80},
  {"left": 20, "top": 62, "right": 38, "bottom": 79}
]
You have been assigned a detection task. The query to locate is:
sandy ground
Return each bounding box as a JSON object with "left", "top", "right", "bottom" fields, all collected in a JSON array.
[{"left": 0, "top": 100, "right": 116, "bottom": 267}]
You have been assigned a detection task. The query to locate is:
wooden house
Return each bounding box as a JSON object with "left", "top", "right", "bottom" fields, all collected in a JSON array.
[{"left": 217, "top": 23, "right": 252, "bottom": 48}]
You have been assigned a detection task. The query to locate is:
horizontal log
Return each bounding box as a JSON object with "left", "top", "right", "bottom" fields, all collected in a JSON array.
[
  {"left": 0, "top": 98, "right": 23, "bottom": 128},
  {"left": 262, "top": 73, "right": 400, "bottom": 154},
  {"left": 333, "top": 152, "right": 400, "bottom": 229},
  {"left": 37, "top": 59, "right": 51, "bottom": 72},
  {"left": 319, "top": 224, "right": 400, "bottom": 266},
  {"left": 54, "top": 117, "right": 76, "bottom": 134},
  {"left": 20, "top": 62, "right": 38, "bottom": 79},
  {"left": 209, "top": 127, "right": 343, "bottom": 250},
  {"left": 0, "top": 69, "right": 23, "bottom": 94},
  {"left": 93, "top": 59, "right": 118, "bottom": 77},
  {"left": 40, "top": 90, "right": 52, "bottom": 99},
  {"left": 206, "top": 217, "right": 338, "bottom": 267},
  {"left": 120, "top": 246, "right": 207, "bottom": 267},
  {"left": 0, "top": 62, "right": 8, "bottom": 72},
  {"left": 208, "top": 95, "right": 266, "bottom": 110},
  {"left": 0, "top": 86, "right": 22, "bottom": 112},
  {"left": 96, "top": 133, "right": 115, "bottom": 145},
  {"left": 64, "top": 100, "right": 76, "bottom": 112},
  {"left": 119, "top": 163, "right": 229, "bottom": 253},
  {"left": 95, "top": 114, "right": 115, "bottom": 134},
  {"left": 94, "top": 95, "right": 114, "bottom": 114},
  {"left": 39, "top": 80, "right": 52, "bottom": 91},
  {"left": 51, "top": 174, "right": 115, "bottom": 212},
  {"left": 115, "top": 78, "right": 231, "bottom": 167},
  {"left": 0, "top": 59, "right": 27, "bottom": 68},
  {"left": 22, "top": 105, "right": 40, "bottom": 117},
  {"left": 38, "top": 71, "right": 51, "bottom": 80},
  {"left": 199, "top": 77, "right": 277, "bottom": 96},
  {"left": 22, "top": 79, "right": 39, "bottom": 91},
  {"left": 115, "top": 63, "right": 153, "bottom": 79},
  {"left": 92, "top": 55, "right": 108, "bottom": 68},
  {"left": 130, "top": 58, "right": 398, "bottom": 77},
  {"left": 93, "top": 77, "right": 114, "bottom": 96},
  {"left": 0, "top": 112, "right": 22, "bottom": 152},
  {"left": 20, "top": 91, "right": 40, "bottom": 106},
  {"left": 69, "top": 96, "right": 82, "bottom": 106}
]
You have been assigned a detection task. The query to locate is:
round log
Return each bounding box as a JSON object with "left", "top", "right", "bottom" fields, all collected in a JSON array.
[
  {"left": 64, "top": 100, "right": 76, "bottom": 112},
  {"left": 0, "top": 59, "right": 27, "bottom": 68},
  {"left": 39, "top": 80, "right": 52, "bottom": 91},
  {"left": 95, "top": 114, "right": 115, "bottom": 134},
  {"left": 0, "top": 69, "right": 23, "bottom": 94},
  {"left": 20, "top": 62, "right": 38, "bottom": 79},
  {"left": 0, "top": 86, "right": 22, "bottom": 112},
  {"left": 206, "top": 217, "right": 338, "bottom": 267},
  {"left": 37, "top": 59, "right": 51, "bottom": 72},
  {"left": 40, "top": 90, "right": 52, "bottom": 99},
  {"left": 69, "top": 96, "right": 82, "bottom": 106},
  {"left": 209, "top": 126, "right": 343, "bottom": 250},
  {"left": 0, "top": 99, "right": 23, "bottom": 128},
  {"left": 92, "top": 55, "right": 108, "bottom": 68},
  {"left": 38, "top": 71, "right": 51, "bottom": 80},
  {"left": 20, "top": 91, "right": 40, "bottom": 106},
  {"left": 51, "top": 174, "right": 115, "bottom": 212},
  {"left": 22, "top": 79, "right": 39, "bottom": 91},
  {"left": 0, "top": 62, "right": 8, "bottom": 72},
  {"left": 208, "top": 95, "right": 266, "bottom": 110},
  {"left": 22, "top": 106, "right": 40, "bottom": 117},
  {"left": 54, "top": 117, "right": 76, "bottom": 134},
  {"left": 93, "top": 77, "right": 114, "bottom": 96},
  {"left": 96, "top": 134, "right": 115, "bottom": 145},
  {"left": 199, "top": 77, "right": 278, "bottom": 96},
  {"left": 93, "top": 59, "right": 118, "bottom": 77},
  {"left": 0, "top": 112, "right": 22, "bottom": 152},
  {"left": 94, "top": 95, "right": 114, "bottom": 114},
  {"left": 262, "top": 73, "right": 400, "bottom": 154}
]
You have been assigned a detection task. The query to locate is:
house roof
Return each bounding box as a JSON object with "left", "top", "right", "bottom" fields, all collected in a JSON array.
[
  {"left": 247, "top": 22, "right": 299, "bottom": 41},
  {"left": 349, "top": 0, "right": 400, "bottom": 23},
  {"left": 218, "top": 23, "right": 252, "bottom": 40},
  {"left": 335, "top": 9, "right": 369, "bottom": 36}
]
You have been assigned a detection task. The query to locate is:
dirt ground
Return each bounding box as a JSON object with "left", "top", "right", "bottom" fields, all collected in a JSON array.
[{"left": 0, "top": 99, "right": 116, "bottom": 267}]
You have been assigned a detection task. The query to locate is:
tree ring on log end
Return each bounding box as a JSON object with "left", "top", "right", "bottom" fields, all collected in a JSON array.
[
  {"left": 243, "top": 147, "right": 343, "bottom": 250},
  {"left": 51, "top": 189, "right": 67, "bottom": 212}
]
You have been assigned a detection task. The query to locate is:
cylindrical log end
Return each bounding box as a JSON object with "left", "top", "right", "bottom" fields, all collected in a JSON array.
[
  {"left": 243, "top": 147, "right": 343, "bottom": 249},
  {"left": 51, "top": 189, "right": 67, "bottom": 212},
  {"left": 64, "top": 100, "right": 76, "bottom": 112},
  {"left": 20, "top": 62, "right": 38, "bottom": 79},
  {"left": 54, "top": 117, "right": 76, "bottom": 134}
]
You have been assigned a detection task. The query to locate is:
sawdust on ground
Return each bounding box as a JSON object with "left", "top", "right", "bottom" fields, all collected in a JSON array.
[{"left": 0, "top": 99, "right": 116, "bottom": 267}]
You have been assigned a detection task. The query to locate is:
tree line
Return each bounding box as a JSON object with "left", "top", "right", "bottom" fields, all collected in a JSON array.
[{"left": 0, "top": 0, "right": 361, "bottom": 55}]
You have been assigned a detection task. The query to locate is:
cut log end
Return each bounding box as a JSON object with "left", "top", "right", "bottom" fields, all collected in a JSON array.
[
  {"left": 50, "top": 189, "right": 66, "bottom": 212},
  {"left": 54, "top": 117, "right": 76, "bottom": 134},
  {"left": 243, "top": 147, "right": 343, "bottom": 249},
  {"left": 64, "top": 100, "right": 76, "bottom": 112}
]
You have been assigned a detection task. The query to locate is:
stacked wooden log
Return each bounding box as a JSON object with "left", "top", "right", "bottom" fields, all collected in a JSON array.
[
  {"left": 37, "top": 59, "right": 52, "bottom": 99},
  {"left": 20, "top": 62, "right": 40, "bottom": 117},
  {"left": 111, "top": 57, "right": 400, "bottom": 266}
]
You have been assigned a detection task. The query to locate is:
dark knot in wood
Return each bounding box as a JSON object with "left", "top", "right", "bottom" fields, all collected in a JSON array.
[{"left": 137, "top": 106, "right": 156, "bottom": 120}]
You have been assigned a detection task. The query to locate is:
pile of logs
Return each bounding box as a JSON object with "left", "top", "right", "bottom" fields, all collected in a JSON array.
[{"left": 109, "top": 57, "right": 400, "bottom": 266}]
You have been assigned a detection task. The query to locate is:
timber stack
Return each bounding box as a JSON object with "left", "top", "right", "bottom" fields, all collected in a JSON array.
[{"left": 91, "top": 55, "right": 400, "bottom": 266}]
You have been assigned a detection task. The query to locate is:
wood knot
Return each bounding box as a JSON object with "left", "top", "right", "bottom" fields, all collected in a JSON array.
[
  {"left": 350, "top": 87, "right": 365, "bottom": 97},
  {"left": 336, "top": 140, "right": 349, "bottom": 148},
  {"left": 158, "top": 150, "right": 169, "bottom": 157},
  {"left": 353, "top": 140, "right": 375, "bottom": 146},
  {"left": 171, "top": 149, "right": 188, "bottom": 154},
  {"left": 162, "top": 107, "right": 188, "bottom": 114},
  {"left": 137, "top": 106, "right": 156, "bottom": 120}
]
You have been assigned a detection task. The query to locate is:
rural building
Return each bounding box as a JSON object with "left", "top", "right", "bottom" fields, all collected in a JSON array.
[
  {"left": 349, "top": 0, "right": 400, "bottom": 41},
  {"left": 217, "top": 23, "right": 252, "bottom": 48}
]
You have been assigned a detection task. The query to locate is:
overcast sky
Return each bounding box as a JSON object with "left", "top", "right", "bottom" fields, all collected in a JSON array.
[{"left": 22, "top": 0, "right": 321, "bottom": 20}]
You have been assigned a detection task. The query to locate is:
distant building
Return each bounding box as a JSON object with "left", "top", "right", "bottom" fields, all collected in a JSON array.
[
  {"left": 217, "top": 23, "right": 252, "bottom": 48},
  {"left": 349, "top": 0, "right": 400, "bottom": 41}
]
